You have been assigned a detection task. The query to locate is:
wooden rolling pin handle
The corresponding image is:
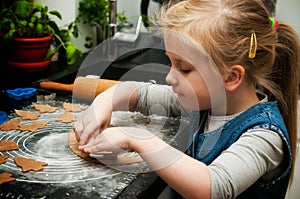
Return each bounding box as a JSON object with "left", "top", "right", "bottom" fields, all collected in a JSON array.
[
  {"left": 39, "top": 77, "right": 120, "bottom": 101},
  {"left": 39, "top": 81, "right": 74, "bottom": 92},
  {"left": 73, "top": 77, "right": 120, "bottom": 101}
]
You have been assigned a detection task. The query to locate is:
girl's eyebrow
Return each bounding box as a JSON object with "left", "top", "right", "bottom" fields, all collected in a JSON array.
[
  {"left": 165, "top": 52, "right": 193, "bottom": 67},
  {"left": 165, "top": 52, "right": 183, "bottom": 62}
]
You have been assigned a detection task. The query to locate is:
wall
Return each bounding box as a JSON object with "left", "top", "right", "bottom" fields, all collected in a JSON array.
[
  {"left": 36, "top": 0, "right": 93, "bottom": 52},
  {"left": 36, "top": 0, "right": 76, "bottom": 27},
  {"left": 276, "top": 0, "right": 300, "bottom": 37},
  {"left": 36, "top": 0, "right": 300, "bottom": 50}
]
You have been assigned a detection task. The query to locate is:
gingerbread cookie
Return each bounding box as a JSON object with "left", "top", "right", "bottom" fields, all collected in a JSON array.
[
  {"left": 63, "top": 102, "right": 85, "bottom": 112},
  {"left": 56, "top": 112, "right": 77, "bottom": 123},
  {"left": 15, "top": 109, "right": 40, "bottom": 120},
  {"left": 19, "top": 121, "right": 49, "bottom": 132},
  {"left": 0, "top": 118, "right": 48, "bottom": 132},
  {"left": 0, "top": 140, "right": 19, "bottom": 152},
  {"left": 68, "top": 130, "right": 143, "bottom": 165},
  {"left": 0, "top": 118, "right": 20, "bottom": 131},
  {"left": 14, "top": 157, "right": 48, "bottom": 172},
  {"left": 0, "top": 172, "right": 16, "bottom": 185},
  {"left": 33, "top": 104, "right": 58, "bottom": 113},
  {"left": 0, "top": 155, "right": 9, "bottom": 164}
]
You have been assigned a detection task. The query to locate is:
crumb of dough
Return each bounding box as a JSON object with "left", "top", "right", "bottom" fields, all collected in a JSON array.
[
  {"left": 0, "top": 140, "right": 19, "bottom": 152},
  {"left": 0, "top": 172, "right": 16, "bottom": 185},
  {"left": 15, "top": 109, "right": 40, "bottom": 120},
  {"left": 159, "top": 129, "right": 170, "bottom": 133},
  {"left": 14, "top": 157, "right": 48, "bottom": 172},
  {"left": 33, "top": 104, "right": 58, "bottom": 113}
]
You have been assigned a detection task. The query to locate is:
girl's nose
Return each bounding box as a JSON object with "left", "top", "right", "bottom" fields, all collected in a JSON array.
[{"left": 166, "top": 67, "right": 177, "bottom": 86}]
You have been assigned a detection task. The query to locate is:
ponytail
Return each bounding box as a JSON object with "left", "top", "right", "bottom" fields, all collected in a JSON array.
[{"left": 271, "top": 21, "right": 299, "bottom": 182}]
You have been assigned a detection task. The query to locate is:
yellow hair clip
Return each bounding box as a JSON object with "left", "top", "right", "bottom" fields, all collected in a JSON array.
[{"left": 248, "top": 31, "right": 257, "bottom": 59}]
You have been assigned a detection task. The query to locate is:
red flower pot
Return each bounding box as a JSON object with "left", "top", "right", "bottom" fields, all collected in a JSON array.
[{"left": 9, "top": 35, "right": 52, "bottom": 62}]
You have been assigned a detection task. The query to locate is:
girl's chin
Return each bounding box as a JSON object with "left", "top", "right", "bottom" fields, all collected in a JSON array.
[
  {"left": 178, "top": 96, "right": 202, "bottom": 110},
  {"left": 178, "top": 98, "right": 195, "bottom": 110}
]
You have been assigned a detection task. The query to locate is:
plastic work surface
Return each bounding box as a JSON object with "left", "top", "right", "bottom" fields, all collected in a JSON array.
[{"left": 0, "top": 99, "right": 189, "bottom": 198}]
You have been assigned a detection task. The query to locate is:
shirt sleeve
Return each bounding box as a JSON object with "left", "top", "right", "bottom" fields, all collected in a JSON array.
[
  {"left": 208, "top": 129, "right": 284, "bottom": 199},
  {"left": 133, "top": 82, "right": 185, "bottom": 117}
]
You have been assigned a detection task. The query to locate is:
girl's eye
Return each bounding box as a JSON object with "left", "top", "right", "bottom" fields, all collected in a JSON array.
[
  {"left": 178, "top": 63, "right": 191, "bottom": 73},
  {"left": 177, "top": 62, "right": 190, "bottom": 73},
  {"left": 180, "top": 68, "right": 191, "bottom": 73},
  {"left": 169, "top": 58, "right": 192, "bottom": 73}
]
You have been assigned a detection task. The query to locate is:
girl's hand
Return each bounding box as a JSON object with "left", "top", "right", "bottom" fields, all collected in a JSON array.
[
  {"left": 73, "top": 82, "right": 138, "bottom": 150},
  {"left": 81, "top": 126, "right": 160, "bottom": 155},
  {"left": 81, "top": 127, "right": 136, "bottom": 154},
  {"left": 73, "top": 97, "right": 112, "bottom": 147}
]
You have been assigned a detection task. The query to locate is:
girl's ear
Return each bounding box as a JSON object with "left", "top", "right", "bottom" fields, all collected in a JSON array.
[{"left": 224, "top": 65, "right": 245, "bottom": 92}]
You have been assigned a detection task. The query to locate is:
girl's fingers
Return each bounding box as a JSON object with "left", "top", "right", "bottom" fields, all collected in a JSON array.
[
  {"left": 78, "top": 123, "right": 99, "bottom": 145},
  {"left": 83, "top": 138, "right": 103, "bottom": 154},
  {"left": 73, "top": 121, "right": 83, "bottom": 141},
  {"left": 73, "top": 120, "right": 83, "bottom": 133}
]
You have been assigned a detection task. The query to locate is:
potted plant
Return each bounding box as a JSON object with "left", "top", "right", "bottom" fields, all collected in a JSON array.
[
  {"left": 69, "top": 0, "right": 129, "bottom": 49},
  {"left": 0, "top": 0, "right": 82, "bottom": 69}
]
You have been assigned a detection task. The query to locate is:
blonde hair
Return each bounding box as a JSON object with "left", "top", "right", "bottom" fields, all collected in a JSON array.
[{"left": 157, "top": 0, "right": 299, "bottom": 182}]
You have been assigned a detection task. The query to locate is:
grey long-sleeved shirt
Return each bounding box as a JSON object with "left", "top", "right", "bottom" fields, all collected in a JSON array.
[{"left": 134, "top": 82, "right": 284, "bottom": 199}]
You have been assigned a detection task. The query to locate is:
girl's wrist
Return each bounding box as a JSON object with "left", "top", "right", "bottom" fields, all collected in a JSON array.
[
  {"left": 122, "top": 127, "right": 162, "bottom": 153},
  {"left": 94, "top": 92, "right": 113, "bottom": 112},
  {"left": 129, "top": 129, "right": 168, "bottom": 156},
  {"left": 130, "top": 132, "right": 184, "bottom": 171}
]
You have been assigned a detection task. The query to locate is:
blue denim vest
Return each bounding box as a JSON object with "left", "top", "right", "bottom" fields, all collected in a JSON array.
[{"left": 188, "top": 102, "right": 292, "bottom": 199}]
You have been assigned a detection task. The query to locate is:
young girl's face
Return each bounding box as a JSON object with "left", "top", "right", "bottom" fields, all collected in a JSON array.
[
  {"left": 165, "top": 51, "right": 212, "bottom": 111},
  {"left": 164, "top": 33, "right": 227, "bottom": 112}
]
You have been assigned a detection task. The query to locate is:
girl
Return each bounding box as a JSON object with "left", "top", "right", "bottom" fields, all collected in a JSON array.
[{"left": 73, "top": 0, "right": 299, "bottom": 198}]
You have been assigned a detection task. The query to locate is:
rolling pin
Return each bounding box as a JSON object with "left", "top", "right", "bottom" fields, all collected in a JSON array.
[{"left": 39, "top": 77, "right": 120, "bottom": 101}]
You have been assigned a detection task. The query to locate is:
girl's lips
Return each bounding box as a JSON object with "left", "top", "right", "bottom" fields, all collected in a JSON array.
[
  {"left": 171, "top": 87, "right": 179, "bottom": 94},
  {"left": 172, "top": 90, "right": 179, "bottom": 95},
  {"left": 172, "top": 89, "right": 182, "bottom": 96}
]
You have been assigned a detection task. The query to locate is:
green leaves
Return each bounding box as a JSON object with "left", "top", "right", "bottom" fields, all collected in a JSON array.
[
  {"left": 68, "top": 22, "right": 79, "bottom": 38},
  {"left": 32, "top": 2, "right": 43, "bottom": 12},
  {"left": 44, "top": 49, "right": 57, "bottom": 61},
  {"left": 44, "top": 39, "right": 83, "bottom": 65},
  {"left": 1, "top": 1, "right": 63, "bottom": 38},
  {"left": 66, "top": 42, "right": 83, "bottom": 65},
  {"left": 16, "top": 0, "right": 31, "bottom": 19},
  {"left": 84, "top": 35, "right": 93, "bottom": 49},
  {"left": 49, "top": 10, "right": 62, "bottom": 20},
  {"left": 4, "top": 29, "right": 15, "bottom": 41},
  {"left": 77, "top": 0, "right": 109, "bottom": 27},
  {"left": 0, "top": 0, "right": 83, "bottom": 65},
  {"left": 18, "top": 20, "right": 27, "bottom": 27},
  {"left": 35, "top": 23, "right": 43, "bottom": 36},
  {"left": 59, "top": 29, "right": 70, "bottom": 42}
]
